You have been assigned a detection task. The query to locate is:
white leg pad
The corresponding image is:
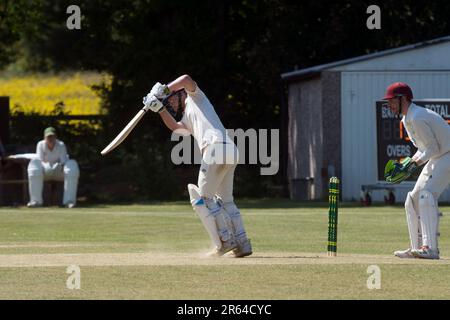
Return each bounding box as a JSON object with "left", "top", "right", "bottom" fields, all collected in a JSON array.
[
  {"left": 188, "top": 184, "right": 222, "bottom": 249},
  {"left": 405, "top": 192, "right": 421, "bottom": 250},
  {"left": 220, "top": 200, "right": 248, "bottom": 243},
  {"left": 204, "top": 198, "right": 233, "bottom": 242},
  {"left": 63, "top": 160, "right": 79, "bottom": 205},
  {"left": 27, "top": 159, "right": 44, "bottom": 204},
  {"left": 418, "top": 190, "right": 439, "bottom": 250},
  {"left": 436, "top": 212, "right": 442, "bottom": 250}
]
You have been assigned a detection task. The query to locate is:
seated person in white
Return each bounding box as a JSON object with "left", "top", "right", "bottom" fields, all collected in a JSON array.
[{"left": 27, "top": 127, "right": 79, "bottom": 208}]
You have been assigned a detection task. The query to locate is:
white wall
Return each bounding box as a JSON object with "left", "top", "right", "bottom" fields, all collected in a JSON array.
[{"left": 341, "top": 71, "right": 450, "bottom": 202}]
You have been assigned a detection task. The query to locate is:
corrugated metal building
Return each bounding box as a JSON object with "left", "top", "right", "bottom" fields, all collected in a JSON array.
[{"left": 281, "top": 35, "right": 450, "bottom": 202}]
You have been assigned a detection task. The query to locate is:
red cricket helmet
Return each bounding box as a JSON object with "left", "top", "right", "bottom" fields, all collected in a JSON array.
[{"left": 383, "top": 82, "right": 413, "bottom": 100}]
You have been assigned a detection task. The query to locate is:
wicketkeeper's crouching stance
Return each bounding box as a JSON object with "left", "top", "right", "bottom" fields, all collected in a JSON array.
[
  {"left": 143, "top": 75, "right": 252, "bottom": 257},
  {"left": 383, "top": 82, "right": 450, "bottom": 259}
]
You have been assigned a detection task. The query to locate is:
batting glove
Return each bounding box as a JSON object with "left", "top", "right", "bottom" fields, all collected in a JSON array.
[
  {"left": 150, "top": 82, "right": 171, "bottom": 99},
  {"left": 143, "top": 94, "right": 165, "bottom": 113}
]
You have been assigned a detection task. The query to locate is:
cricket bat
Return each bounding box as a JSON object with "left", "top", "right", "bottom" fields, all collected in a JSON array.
[{"left": 100, "top": 108, "right": 148, "bottom": 155}]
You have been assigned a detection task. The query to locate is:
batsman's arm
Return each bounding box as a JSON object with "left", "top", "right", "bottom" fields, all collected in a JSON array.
[
  {"left": 167, "top": 74, "right": 196, "bottom": 93},
  {"left": 159, "top": 108, "right": 190, "bottom": 135}
]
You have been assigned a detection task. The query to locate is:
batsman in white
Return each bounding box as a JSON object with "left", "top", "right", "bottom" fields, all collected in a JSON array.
[
  {"left": 383, "top": 82, "right": 450, "bottom": 259},
  {"left": 142, "top": 75, "right": 252, "bottom": 257},
  {"left": 27, "top": 127, "right": 79, "bottom": 208}
]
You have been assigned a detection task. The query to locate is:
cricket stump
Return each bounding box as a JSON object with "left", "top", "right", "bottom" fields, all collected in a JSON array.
[{"left": 327, "top": 177, "right": 339, "bottom": 257}]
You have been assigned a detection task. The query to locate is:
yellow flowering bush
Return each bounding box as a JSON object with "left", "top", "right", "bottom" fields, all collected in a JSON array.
[{"left": 0, "top": 72, "right": 111, "bottom": 115}]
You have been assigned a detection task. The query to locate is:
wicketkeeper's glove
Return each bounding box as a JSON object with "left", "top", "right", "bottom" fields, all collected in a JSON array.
[
  {"left": 150, "top": 82, "right": 171, "bottom": 100},
  {"left": 143, "top": 94, "right": 165, "bottom": 113},
  {"left": 384, "top": 157, "right": 418, "bottom": 184}
]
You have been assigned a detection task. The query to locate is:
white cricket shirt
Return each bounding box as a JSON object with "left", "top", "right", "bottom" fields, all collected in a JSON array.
[
  {"left": 180, "top": 85, "right": 233, "bottom": 151},
  {"left": 403, "top": 103, "right": 450, "bottom": 163},
  {"left": 36, "top": 139, "right": 69, "bottom": 165}
]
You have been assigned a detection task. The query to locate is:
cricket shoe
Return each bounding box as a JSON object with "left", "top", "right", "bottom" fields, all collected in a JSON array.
[
  {"left": 412, "top": 246, "right": 440, "bottom": 260},
  {"left": 65, "top": 202, "right": 75, "bottom": 209},
  {"left": 233, "top": 239, "right": 253, "bottom": 258},
  {"left": 27, "top": 201, "right": 42, "bottom": 208},
  {"left": 207, "top": 239, "right": 238, "bottom": 257},
  {"left": 393, "top": 248, "right": 415, "bottom": 259}
]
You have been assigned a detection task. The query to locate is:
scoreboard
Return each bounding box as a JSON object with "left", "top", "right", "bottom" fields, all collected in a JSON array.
[{"left": 376, "top": 100, "right": 450, "bottom": 181}]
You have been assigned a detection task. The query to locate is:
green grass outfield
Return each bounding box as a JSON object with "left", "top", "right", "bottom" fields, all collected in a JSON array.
[{"left": 0, "top": 200, "right": 450, "bottom": 299}]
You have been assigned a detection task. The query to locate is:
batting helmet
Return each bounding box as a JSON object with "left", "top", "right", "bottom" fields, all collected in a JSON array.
[
  {"left": 383, "top": 82, "right": 413, "bottom": 100},
  {"left": 162, "top": 89, "right": 185, "bottom": 119}
]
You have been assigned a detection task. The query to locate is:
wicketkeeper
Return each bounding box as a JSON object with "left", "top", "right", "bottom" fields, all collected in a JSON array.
[
  {"left": 143, "top": 75, "right": 252, "bottom": 257},
  {"left": 383, "top": 82, "right": 450, "bottom": 259}
]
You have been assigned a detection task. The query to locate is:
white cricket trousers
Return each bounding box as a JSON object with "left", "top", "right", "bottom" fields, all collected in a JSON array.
[
  {"left": 27, "top": 159, "right": 80, "bottom": 205},
  {"left": 410, "top": 152, "right": 450, "bottom": 205},
  {"left": 405, "top": 151, "right": 450, "bottom": 250},
  {"left": 198, "top": 143, "right": 239, "bottom": 202}
]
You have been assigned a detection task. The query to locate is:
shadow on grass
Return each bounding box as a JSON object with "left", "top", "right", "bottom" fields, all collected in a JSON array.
[
  {"left": 234, "top": 199, "right": 407, "bottom": 209},
  {"left": 71, "top": 198, "right": 328, "bottom": 209},
  {"left": 252, "top": 254, "right": 323, "bottom": 259},
  {"left": 68, "top": 198, "right": 410, "bottom": 209}
]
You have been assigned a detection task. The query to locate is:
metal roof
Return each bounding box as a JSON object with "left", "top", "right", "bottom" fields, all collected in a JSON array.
[{"left": 281, "top": 35, "right": 450, "bottom": 82}]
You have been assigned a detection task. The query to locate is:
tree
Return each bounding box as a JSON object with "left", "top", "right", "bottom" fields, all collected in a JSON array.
[{"left": 0, "top": 0, "right": 44, "bottom": 70}]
